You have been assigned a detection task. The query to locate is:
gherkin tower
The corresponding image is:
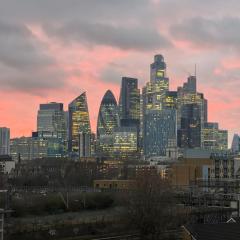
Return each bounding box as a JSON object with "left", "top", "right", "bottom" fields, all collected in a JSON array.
[{"left": 97, "top": 90, "right": 119, "bottom": 137}]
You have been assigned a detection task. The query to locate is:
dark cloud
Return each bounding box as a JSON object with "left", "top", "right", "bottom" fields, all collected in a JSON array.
[
  {"left": 44, "top": 22, "right": 171, "bottom": 51},
  {"left": 100, "top": 67, "right": 124, "bottom": 84},
  {"left": 0, "top": 21, "right": 65, "bottom": 94},
  {"left": 0, "top": 0, "right": 152, "bottom": 24},
  {"left": 0, "top": 21, "right": 52, "bottom": 69},
  {"left": 170, "top": 17, "right": 240, "bottom": 49}
]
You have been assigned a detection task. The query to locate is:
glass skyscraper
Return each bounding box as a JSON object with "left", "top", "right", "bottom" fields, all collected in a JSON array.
[
  {"left": 97, "top": 90, "right": 119, "bottom": 136},
  {"left": 143, "top": 55, "right": 170, "bottom": 114},
  {"left": 97, "top": 90, "right": 119, "bottom": 158},
  {"left": 0, "top": 127, "right": 10, "bottom": 155},
  {"left": 177, "top": 103, "right": 202, "bottom": 148},
  {"left": 37, "top": 103, "right": 65, "bottom": 133},
  {"left": 143, "top": 55, "right": 177, "bottom": 157},
  {"left": 68, "top": 92, "right": 91, "bottom": 156},
  {"left": 119, "top": 77, "right": 140, "bottom": 127},
  {"left": 177, "top": 76, "right": 208, "bottom": 148},
  {"left": 232, "top": 134, "right": 240, "bottom": 153},
  {"left": 144, "top": 109, "right": 177, "bottom": 157}
]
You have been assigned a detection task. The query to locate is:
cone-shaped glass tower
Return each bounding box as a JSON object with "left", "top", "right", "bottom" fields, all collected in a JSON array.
[{"left": 97, "top": 90, "right": 119, "bottom": 137}]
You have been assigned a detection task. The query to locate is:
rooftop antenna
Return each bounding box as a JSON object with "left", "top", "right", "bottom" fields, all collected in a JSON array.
[{"left": 194, "top": 64, "right": 197, "bottom": 77}]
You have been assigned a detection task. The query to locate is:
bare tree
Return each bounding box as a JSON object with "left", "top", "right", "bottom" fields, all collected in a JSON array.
[{"left": 127, "top": 172, "right": 176, "bottom": 239}]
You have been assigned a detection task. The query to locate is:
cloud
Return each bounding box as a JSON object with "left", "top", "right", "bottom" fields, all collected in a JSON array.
[
  {"left": 100, "top": 67, "right": 124, "bottom": 84},
  {"left": 170, "top": 17, "right": 240, "bottom": 50},
  {"left": 0, "top": 21, "right": 66, "bottom": 94},
  {"left": 44, "top": 22, "right": 171, "bottom": 51}
]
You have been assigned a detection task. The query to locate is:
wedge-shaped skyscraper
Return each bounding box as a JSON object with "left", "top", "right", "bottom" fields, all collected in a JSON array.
[{"left": 68, "top": 92, "right": 91, "bottom": 156}]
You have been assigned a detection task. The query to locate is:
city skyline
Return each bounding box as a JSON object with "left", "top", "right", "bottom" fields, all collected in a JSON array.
[
  {"left": 0, "top": 56, "right": 234, "bottom": 145},
  {"left": 0, "top": 0, "right": 240, "bottom": 145}
]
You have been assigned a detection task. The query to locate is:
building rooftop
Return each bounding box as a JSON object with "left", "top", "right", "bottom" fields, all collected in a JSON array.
[
  {"left": 0, "top": 155, "right": 13, "bottom": 161},
  {"left": 184, "top": 223, "right": 240, "bottom": 240}
]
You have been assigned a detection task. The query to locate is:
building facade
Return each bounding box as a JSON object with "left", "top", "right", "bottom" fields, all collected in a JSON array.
[
  {"left": 232, "top": 134, "right": 240, "bottom": 153},
  {"left": 177, "top": 76, "right": 208, "bottom": 148},
  {"left": 144, "top": 109, "right": 177, "bottom": 157},
  {"left": 0, "top": 127, "right": 10, "bottom": 155},
  {"left": 10, "top": 136, "right": 48, "bottom": 161},
  {"left": 119, "top": 77, "right": 140, "bottom": 127},
  {"left": 68, "top": 92, "right": 91, "bottom": 157},
  {"left": 97, "top": 90, "right": 119, "bottom": 158}
]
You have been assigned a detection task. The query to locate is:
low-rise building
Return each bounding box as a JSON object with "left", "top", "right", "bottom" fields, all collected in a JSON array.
[
  {"left": 0, "top": 155, "right": 15, "bottom": 174},
  {"left": 94, "top": 179, "right": 136, "bottom": 190}
]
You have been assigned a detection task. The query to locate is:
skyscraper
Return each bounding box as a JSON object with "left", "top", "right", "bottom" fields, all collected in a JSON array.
[
  {"left": 97, "top": 90, "right": 119, "bottom": 158},
  {"left": 177, "top": 103, "right": 201, "bottom": 148},
  {"left": 97, "top": 90, "right": 119, "bottom": 137},
  {"left": 150, "top": 54, "right": 169, "bottom": 85},
  {"left": 143, "top": 55, "right": 177, "bottom": 158},
  {"left": 144, "top": 109, "right": 177, "bottom": 157},
  {"left": 119, "top": 77, "right": 140, "bottom": 127},
  {"left": 37, "top": 102, "right": 67, "bottom": 137},
  {"left": 68, "top": 92, "right": 91, "bottom": 156},
  {"left": 232, "top": 134, "right": 240, "bottom": 153},
  {"left": 0, "top": 127, "right": 10, "bottom": 155},
  {"left": 143, "top": 55, "right": 170, "bottom": 113},
  {"left": 177, "top": 76, "right": 208, "bottom": 148}
]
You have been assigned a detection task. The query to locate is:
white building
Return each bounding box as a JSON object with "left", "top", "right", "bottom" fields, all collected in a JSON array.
[{"left": 0, "top": 155, "right": 15, "bottom": 174}]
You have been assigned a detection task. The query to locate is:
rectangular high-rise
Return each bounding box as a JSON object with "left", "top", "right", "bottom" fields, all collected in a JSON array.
[
  {"left": 0, "top": 127, "right": 10, "bottom": 155},
  {"left": 177, "top": 103, "right": 201, "bottom": 148},
  {"left": 144, "top": 109, "right": 177, "bottom": 157},
  {"left": 119, "top": 77, "right": 140, "bottom": 127},
  {"left": 37, "top": 102, "right": 66, "bottom": 139}
]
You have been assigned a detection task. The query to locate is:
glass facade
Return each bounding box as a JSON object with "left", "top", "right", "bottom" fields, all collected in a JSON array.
[
  {"left": 143, "top": 55, "right": 170, "bottom": 115},
  {"left": 37, "top": 102, "right": 67, "bottom": 154},
  {"left": 232, "top": 134, "right": 240, "bottom": 153},
  {"left": 144, "top": 109, "right": 177, "bottom": 157},
  {"left": 0, "top": 127, "right": 10, "bottom": 155},
  {"left": 177, "top": 76, "right": 208, "bottom": 148},
  {"left": 97, "top": 90, "right": 119, "bottom": 158},
  {"left": 113, "top": 127, "right": 138, "bottom": 160},
  {"left": 68, "top": 92, "right": 91, "bottom": 156},
  {"left": 10, "top": 137, "right": 48, "bottom": 161},
  {"left": 119, "top": 77, "right": 140, "bottom": 126}
]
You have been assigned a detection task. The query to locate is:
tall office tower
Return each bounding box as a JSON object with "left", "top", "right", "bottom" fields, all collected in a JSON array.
[
  {"left": 143, "top": 55, "right": 170, "bottom": 114},
  {"left": 183, "top": 75, "right": 197, "bottom": 93},
  {"left": 150, "top": 54, "right": 169, "bottom": 84},
  {"left": 232, "top": 134, "right": 240, "bottom": 153},
  {"left": 97, "top": 90, "right": 119, "bottom": 157},
  {"left": 177, "top": 103, "right": 201, "bottom": 148},
  {"left": 119, "top": 77, "right": 140, "bottom": 127},
  {"left": 68, "top": 92, "right": 91, "bottom": 156},
  {"left": 97, "top": 90, "right": 119, "bottom": 136},
  {"left": 177, "top": 75, "right": 208, "bottom": 148},
  {"left": 0, "top": 127, "right": 10, "bottom": 155},
  {"left": 202, "top": 122, "right": 228, "bottom": 151},
  {"left": 37, "top": 102, "right": 67, "bottom": 139},
  {"left": 144, "top": 109, "right": 177, "bottom": 157},
  {"left": 142, "top": 55, "right": 177, "bottom": 158}
]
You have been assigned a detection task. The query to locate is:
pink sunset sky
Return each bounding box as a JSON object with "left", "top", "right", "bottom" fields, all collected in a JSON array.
[{"left": 0, "top": 0, "right": 240, "bottom": 146}]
